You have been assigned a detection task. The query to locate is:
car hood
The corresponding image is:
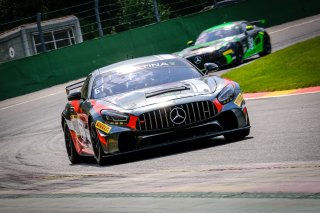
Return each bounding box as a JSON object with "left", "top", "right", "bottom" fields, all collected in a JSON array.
[
  {"left": 101, "top": 76, "right": 218, "bottom": 110},
  {"left": 179, "top": 36, "right": 237, "bottom": 57}
]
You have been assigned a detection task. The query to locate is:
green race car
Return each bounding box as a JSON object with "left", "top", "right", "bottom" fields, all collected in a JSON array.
[{"left": 178, "top": 20, "right": 271, "bottom": 71}]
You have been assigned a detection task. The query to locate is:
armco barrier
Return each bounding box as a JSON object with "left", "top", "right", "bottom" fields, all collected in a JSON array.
[{"left": 1, "top": 0, "right": 320, "bottom": 100}]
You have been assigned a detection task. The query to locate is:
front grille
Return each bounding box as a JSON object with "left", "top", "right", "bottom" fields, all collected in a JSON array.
[
  {"left": 186, "top": 52, "right": 224, "bottom": 69},
  {"left": 186, "top": 53, "right": 213, "bottom": 69},
  {"left": 136, "top": 101, "right": 216, "bottom": 131}
]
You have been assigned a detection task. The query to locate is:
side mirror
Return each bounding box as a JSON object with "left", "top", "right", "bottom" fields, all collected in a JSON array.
[
  {"left": 246, "top": 25, "right": 254, "bottom": 31},
  {"left": 187, "top": 40, "right": 194, "bottom": 46},
  {"left": 67, "top": 91, "right": 82, "bottom": 101},
  {"left": 204, "top": 63, "right": 219, "bottom": 74}
]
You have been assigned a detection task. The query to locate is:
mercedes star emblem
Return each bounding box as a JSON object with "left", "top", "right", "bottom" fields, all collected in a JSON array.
[
  {"left": 170, "top": 107, "right": 186, "bottom": 125},
  {"left": 194, "top": 56, "right": 202, "bottom": 65}
]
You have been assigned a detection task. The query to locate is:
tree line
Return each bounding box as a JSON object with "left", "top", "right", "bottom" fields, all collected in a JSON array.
[{"left": 0, "top": 0, "right": 222, "bottom": 39}]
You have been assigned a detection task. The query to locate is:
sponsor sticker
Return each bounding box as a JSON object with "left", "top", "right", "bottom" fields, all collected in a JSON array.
[
  {"left": 139, "top": 62, "right": 170, "bottom": 69},
  {"left": 94, "top": 85, "right": 104, "bottom": 94},
  {"left": 95, "top": 121, "right": 112, "bottom": 134},
  {"left": 70, "top": 114, "right": 78, "bottom": 119},
  {"left": 234, "top": 93, "right": 244, "bottom": 107},
  {"left": 223, "top": 49, "right": 233, "bottom": 56}
]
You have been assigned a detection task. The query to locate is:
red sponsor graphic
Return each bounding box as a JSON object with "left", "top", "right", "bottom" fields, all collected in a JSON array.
[
  {"left": 70, "top": 100, "right": 82, "bottom": 113},
  {"left": 70, "top": 127, "right": 93, "bottom": 156},
  {"left": 223, "top": 79, "right": 235, "bottom": 87},
  {"left": 90, "top": 100, "right": 111, "bottom": 114},
  {"left": 213, "top": 98, "right": 223, "bottom": 113},
  {"left": 97, "top": 129, "right": 108, "bottom": 146},
  {"left": 78, "top": 113, "right": 88, "bottom": 126},
  {"left": 242, "top": 106, "right": 249, "bottom": 124},
  {"left": 127, "top": 115, "right": 138, "bottom": 129},
  {"left": 243, "top": 106, "right": 247, "bottom": 114},
  {"left": 69, "top": 130, "right": 82, "bottom": 154}
]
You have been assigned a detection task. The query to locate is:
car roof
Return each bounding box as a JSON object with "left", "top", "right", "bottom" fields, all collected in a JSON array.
[
  {"left": 92, "top": 54, "right": 182, "bottom": 76},
  {"left": 204, "top": 21, "right": 244, "bottom": 32}
]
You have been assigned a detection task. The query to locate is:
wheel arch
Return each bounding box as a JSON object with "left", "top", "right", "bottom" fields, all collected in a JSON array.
[
  {"left": 235, "top": 42, "right": 243, "bottom": 50},
  {"left": 61, "top": 114, "right": 67, "bottom": 130},
  {"left": 88, "top": 115, "right": 94, "bottom": 132}
]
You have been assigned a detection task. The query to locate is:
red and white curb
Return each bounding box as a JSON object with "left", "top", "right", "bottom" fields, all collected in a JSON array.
[{"left": 244, "top": 86, "right": 320, "bottom": 100}]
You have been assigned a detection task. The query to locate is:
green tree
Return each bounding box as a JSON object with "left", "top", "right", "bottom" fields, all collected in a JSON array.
[
  {"left": 116, "top": 0, "right": 170, "bottom": 31},
  {"left": 0, "top": 0, "right": 213, "bottom": 35}
]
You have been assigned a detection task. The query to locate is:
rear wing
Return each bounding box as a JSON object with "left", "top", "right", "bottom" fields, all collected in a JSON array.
[
  {"left": 65, "top": 80, "right": 85, "bottom": 95},
  {"left": 250, "top": 19, "right": 266, "bottom": 25}
]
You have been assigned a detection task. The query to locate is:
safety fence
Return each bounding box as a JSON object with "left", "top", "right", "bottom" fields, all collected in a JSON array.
[
  {"left": 0, "top": 0, "right": 222, "bottom": 63},
  {"left": 0, "top": 0, "right": 319, "bottom": 100}
]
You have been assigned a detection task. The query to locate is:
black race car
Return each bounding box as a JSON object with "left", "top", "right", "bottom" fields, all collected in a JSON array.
[
  {"left": 62, "top": 54, "right": 250, "bottom": 165},
  {"left": 178, "top": 20, "right": 271, "bottom": 70}
]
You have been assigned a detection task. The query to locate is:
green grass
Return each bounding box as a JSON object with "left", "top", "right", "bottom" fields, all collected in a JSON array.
[{"left": 222, "top": 36, "right": 320, "bottom": 93}]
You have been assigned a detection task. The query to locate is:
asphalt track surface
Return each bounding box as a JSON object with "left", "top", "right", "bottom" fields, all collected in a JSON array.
[{"left": 0, "top": 15, "right": 320, "bottom": 212}]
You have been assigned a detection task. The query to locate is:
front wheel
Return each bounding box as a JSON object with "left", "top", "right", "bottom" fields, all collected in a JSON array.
[
  {"left": 63, "top": 122, "right": 82, "bottom": 164},
  {"left": 90, "top": 122, "right": 107, "bottom": 166}
]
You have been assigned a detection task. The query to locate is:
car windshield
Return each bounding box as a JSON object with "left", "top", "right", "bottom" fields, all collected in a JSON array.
[
  {"left": 91, "top": 59, "right": 202, "bottom": 99},
  {"left": 195, "top": 25, "right": 242, "bottom": 45}
]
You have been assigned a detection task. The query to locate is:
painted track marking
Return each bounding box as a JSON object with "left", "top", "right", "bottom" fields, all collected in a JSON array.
[
  {"left": 269, "top": 17, "right": 320, "bottom": 34},
  {"left": 0, "top": 91, "right": 63, "bottom": 111}
]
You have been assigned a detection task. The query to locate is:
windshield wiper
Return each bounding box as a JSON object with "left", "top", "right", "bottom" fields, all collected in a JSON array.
[{"left": 145, "top": 86, "right": 191, "bottom": 98}]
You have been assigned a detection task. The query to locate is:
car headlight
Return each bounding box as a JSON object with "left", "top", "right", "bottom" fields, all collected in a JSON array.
[
  {"left": 218, "top": 84, "right": 236, "bottom": 105},
  {"left": 101, "top": 110, "right": 129, "bottom": 125}
]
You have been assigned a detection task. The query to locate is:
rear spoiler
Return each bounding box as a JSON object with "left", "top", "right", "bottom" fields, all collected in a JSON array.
[
  {"left": 65, "top": 80, "right": 85, "bottom": 95},
  {"left": 250, "top": 19, "right": 266, "bottom": 25}
]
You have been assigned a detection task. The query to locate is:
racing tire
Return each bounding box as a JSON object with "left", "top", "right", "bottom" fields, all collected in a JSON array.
[
  {"left": 235, "top": 44, "right": 244, "bottom": 65},
  {"left": 224, "top": 128, "right": 250, "bottom": 142},
  {"left": 90, "top": 122, "right": 107, "bottom": 166},
  {"left": 259, "top": 33, "right": 272, "bottom": 57},
  {"left": 63, "top": 122, "right": 82, "bottom": 164}
]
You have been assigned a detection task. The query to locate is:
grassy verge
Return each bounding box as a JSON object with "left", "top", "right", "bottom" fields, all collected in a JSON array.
[{"left": 222, "top": 36, "right": 320, "bottom": 93}]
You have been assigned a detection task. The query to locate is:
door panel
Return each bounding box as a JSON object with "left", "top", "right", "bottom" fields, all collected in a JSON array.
[
  {"left": 69, "top": 100, "right": 92, "bottom": 155},
  {"left": 243, "top": 27, "right": 262, "bottom": 58}
]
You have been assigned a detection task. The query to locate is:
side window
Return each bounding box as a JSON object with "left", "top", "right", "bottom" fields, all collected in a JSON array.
[
  {"left": 241, "top": 23, "right": 247, "bottom": 33},
  {"left": 81, "top": 76, "right": 90, "bottom": 99}
]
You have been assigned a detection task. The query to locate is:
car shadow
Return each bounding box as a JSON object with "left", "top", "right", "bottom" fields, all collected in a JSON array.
[
  {"left": 214, "top": 56, "right": 259, "bottom": 76},
  {"left": 79, "top": 136, "right": 254, "bottom": 167}
]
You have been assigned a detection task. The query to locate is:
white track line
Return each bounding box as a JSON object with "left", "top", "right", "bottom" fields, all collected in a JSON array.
[
  {"left": 0, "top": 91, "right": 63, "bottom": 111},
  {"left": 269, "top": 17, "right": 320, "bottom": 34},
  {"left": 2, "top": 129, "right": 61, "bottom": 140}
]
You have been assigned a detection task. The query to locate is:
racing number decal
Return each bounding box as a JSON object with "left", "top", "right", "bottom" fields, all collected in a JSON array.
[
  {"left": 95, "top": 121, "right": 112, "bottom": 134},
  {"left": 234, "top": 93, "right": 244, "bottom": 107},
  {"left": 94, "top": 85, "right": 104, "bottom": 95},
  {"left": 248, "top": 37, "right": 254, "bottom": 50}
]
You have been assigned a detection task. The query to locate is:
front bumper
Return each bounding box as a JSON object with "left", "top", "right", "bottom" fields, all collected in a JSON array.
[{"left": 102, "top": 108, "right": 249, "bottom": 155}]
